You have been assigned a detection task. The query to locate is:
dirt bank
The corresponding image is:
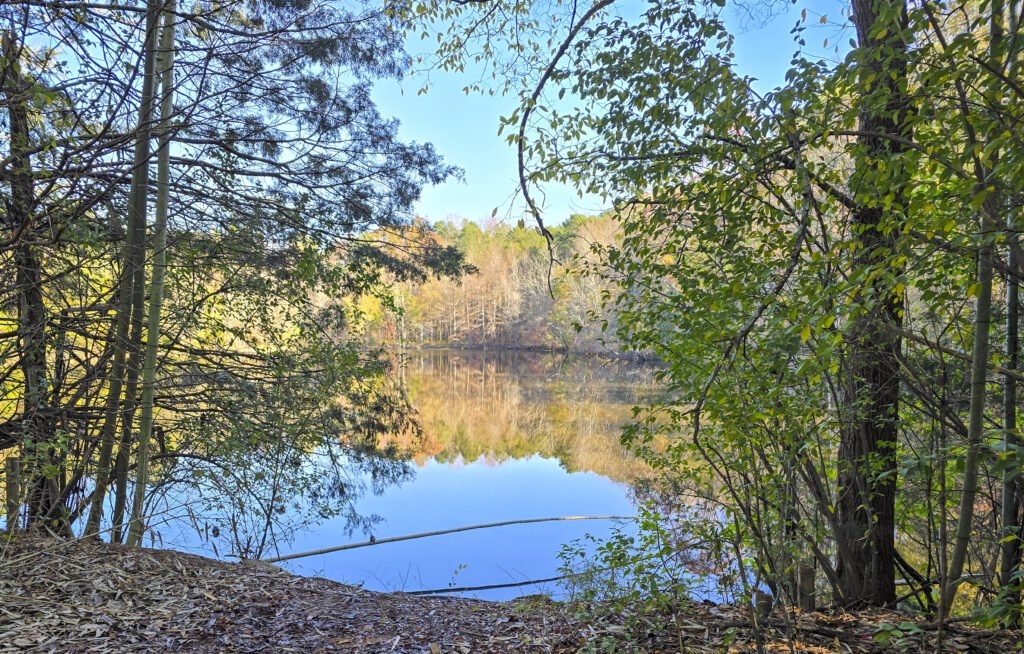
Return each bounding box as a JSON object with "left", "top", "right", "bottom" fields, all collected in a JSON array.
[{"left": 1, "top": 536, "right": 1015, "bottom": 653}]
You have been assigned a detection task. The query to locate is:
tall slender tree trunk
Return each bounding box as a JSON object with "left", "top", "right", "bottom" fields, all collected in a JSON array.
[
  {"left": 835, "top": 0, "right": 910, "bottom": 607},
  {"left": 942, "top": 0, "right": 1005, "bottom": 615},
  {"left": 111, "top": 173, "right": 156, "bottom": 542},
  {"left": 944, "top": 205, "right": 996, "bottom": 615},
  {"left": 1000, "top": 211, "right": 1020, "bottom": 611},
  {"left": 998, "top": 0, "right": 1021, "bottom": 617},
  {"left": 127, "top": 2, "right": 176, "bottom": 547},
  {"left": 3, "top": 32, "right": 50, "bottom": 530},
  {"left": 84, "top": 0, "right": 161, "bottom": 539}
]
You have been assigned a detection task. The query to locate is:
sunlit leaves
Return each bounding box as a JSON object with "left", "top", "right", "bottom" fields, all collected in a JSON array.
[{"left": 404, "top": 0, "right": 1024, "bottom": 607}]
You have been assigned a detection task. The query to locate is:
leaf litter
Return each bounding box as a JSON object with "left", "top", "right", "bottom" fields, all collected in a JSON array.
[
  {"left": 0, "top": 535, "right": 579, "bottom": 653},
  {"left": 1, "top": 535, "right": 1018, "bottom": 653}
]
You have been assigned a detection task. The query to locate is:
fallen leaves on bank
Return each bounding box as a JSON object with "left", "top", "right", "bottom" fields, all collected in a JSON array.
[
  {"left": 0, "top": 535, "right": 576, "bottom": 654},
  {"left": 574, "top": 601, "right": 1021, "bottom": 654},
  {"left": 1, "top": 535, "right": 1019, "bottom": 653}
]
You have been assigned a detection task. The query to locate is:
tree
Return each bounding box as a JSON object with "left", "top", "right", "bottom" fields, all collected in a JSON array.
[
  {"left": 834, "top": 0, "right": 910, "bottom": 607},
  {"left": 1, "top": 0, "right": 464, "bottom": 554},
  {"left": 408, "top": 0, "right": 1024, "bottom": 615},
  {"left": 85, "top": 0, "right": 163, "bottom": 539},
  {"left": 126, "top": 0, "right": 177, "bottom": 547}
]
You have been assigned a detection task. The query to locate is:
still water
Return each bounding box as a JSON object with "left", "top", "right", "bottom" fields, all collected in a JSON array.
[{"left": 169, "top": 350, "right": 657, "bottom": 600}]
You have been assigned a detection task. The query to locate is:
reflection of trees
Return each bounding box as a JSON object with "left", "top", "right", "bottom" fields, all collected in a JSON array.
[{"left": 381, "top": 351, "right": 656, "bottom": 483}]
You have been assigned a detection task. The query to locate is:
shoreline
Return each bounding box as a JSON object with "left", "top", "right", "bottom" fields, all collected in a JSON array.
[
  {"left": 4, "top": 534, "right": 1008, "bottom": 653},
  {"left": 376, "top": 342, "right": 665, "bottom": 364}
]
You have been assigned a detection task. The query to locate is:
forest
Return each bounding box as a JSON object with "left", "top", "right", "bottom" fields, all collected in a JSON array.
[
  {"left": 3, "top": 0, "right": 1024, "bottom": 652},
  {"left": 361, "top": 214, "right": 625, "bottom": 354}
]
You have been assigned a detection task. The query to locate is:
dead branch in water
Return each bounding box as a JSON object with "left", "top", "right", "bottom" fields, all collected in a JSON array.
[{"left": 260, "top": 515, "right": 636, "bottom": 564}]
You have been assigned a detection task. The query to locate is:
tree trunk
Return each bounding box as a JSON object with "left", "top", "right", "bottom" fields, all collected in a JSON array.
[
  {"left": 1000, "top": 206, "right": 1020, "bottom": 611},
  {"left": 112, "top": 150, "right": 156, "bottom": 542},
  {"left": 127, "top": 2, "right": 176, "bottom": 547},
  {"left": 942, "top": 0, "right": 1005, "bottom": 615},
  {"left": 3, "top": 32, "right": 51, "bottom": 530},
  {"left": 835, "top": 0, "right": 910, "bottom": 608},
  {"left": 84, "top": 0, "right": 161, "bottom": 539},
  {"left": 943, "top": 205, "right": 996, "bottom": 615},
  {"left": 998, "top": 0, "right": 1021, "bottom": 617}
]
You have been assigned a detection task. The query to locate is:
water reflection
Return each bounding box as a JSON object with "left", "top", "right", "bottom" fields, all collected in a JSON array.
[
  {"left": 282, "top": 455, "right": 638, "bottom": 600},
  {"left": 186, "top": 350, "right": 657, "bottom": 599},
  {"left": 391, "top": 349, "right": 656, "bottom": 483}
]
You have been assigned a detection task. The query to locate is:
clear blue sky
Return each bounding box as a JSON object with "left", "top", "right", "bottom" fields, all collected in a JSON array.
[{"left": 373, "top": 1, "right": 850, "bottom": 227}]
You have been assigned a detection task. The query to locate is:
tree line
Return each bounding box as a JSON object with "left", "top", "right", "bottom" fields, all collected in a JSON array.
[
  {"left": 382, "top": 350, "right": 656, "bottom": 482},
  {"left": 362, "top": 213, "right": 626, "bottom": 354}
]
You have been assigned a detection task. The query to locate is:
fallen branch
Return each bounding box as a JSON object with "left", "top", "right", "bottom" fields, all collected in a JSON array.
[
  {"left": 411, "top": 577, "right": 569, "bottom": 597},
  {"left": 260, "top": 515, "right": 637, "bottom": 564},
  {"left": 409, "top": 565, "right": 616, "bottom": 596}
]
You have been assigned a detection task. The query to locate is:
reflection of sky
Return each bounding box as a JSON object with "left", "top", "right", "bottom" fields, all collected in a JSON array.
[{"left": 276, "top": 454, "right": 636, "bottom": 600}]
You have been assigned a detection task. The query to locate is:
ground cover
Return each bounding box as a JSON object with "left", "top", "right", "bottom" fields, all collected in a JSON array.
[{"left": 0, "top": 537, "right": 1015, "bottom": 653}]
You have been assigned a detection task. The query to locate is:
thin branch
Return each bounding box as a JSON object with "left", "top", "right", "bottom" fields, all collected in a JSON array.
[{"left": 516, "top": 0, "right": 614, "bottom": 296}]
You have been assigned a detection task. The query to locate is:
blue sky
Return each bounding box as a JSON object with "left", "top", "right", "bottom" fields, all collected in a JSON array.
[{"left": 373, "top": 1, "right": 850, "bottom": 227}]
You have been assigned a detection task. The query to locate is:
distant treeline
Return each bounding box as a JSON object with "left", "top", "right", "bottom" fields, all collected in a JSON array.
[{"left": 362, "top": 214, "right": 624, "bottom": 354}]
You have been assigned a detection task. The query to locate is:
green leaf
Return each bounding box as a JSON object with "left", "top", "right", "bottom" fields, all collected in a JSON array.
[{"left": 971, "top": 186, "right": 993, "bottom": 211}]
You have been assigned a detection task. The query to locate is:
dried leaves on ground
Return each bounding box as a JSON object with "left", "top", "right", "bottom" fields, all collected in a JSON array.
[
  {"left": 1, "top": 536, "right": 1018, "bottom": 653},
  {"left": 576, "top": 601, "right": 1021, "bottom": 654},
  {"left": 0, "top": 535, "right": 576, "bottom": 653}
]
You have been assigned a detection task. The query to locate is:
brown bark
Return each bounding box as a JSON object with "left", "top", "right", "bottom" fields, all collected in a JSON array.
[
  {"left": 84, "top": 0, "right": 161, "bottom": 539},
  {"left": 3, "top": 31, "right": 51, "bottom": 529},
  {"left": 835, "top": 0, "right": 910, "bottom": 607}
]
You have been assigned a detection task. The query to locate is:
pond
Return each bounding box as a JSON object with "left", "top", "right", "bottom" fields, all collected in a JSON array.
[{"left": 164, "top": 350, "right": 660, "bottom": 600}]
